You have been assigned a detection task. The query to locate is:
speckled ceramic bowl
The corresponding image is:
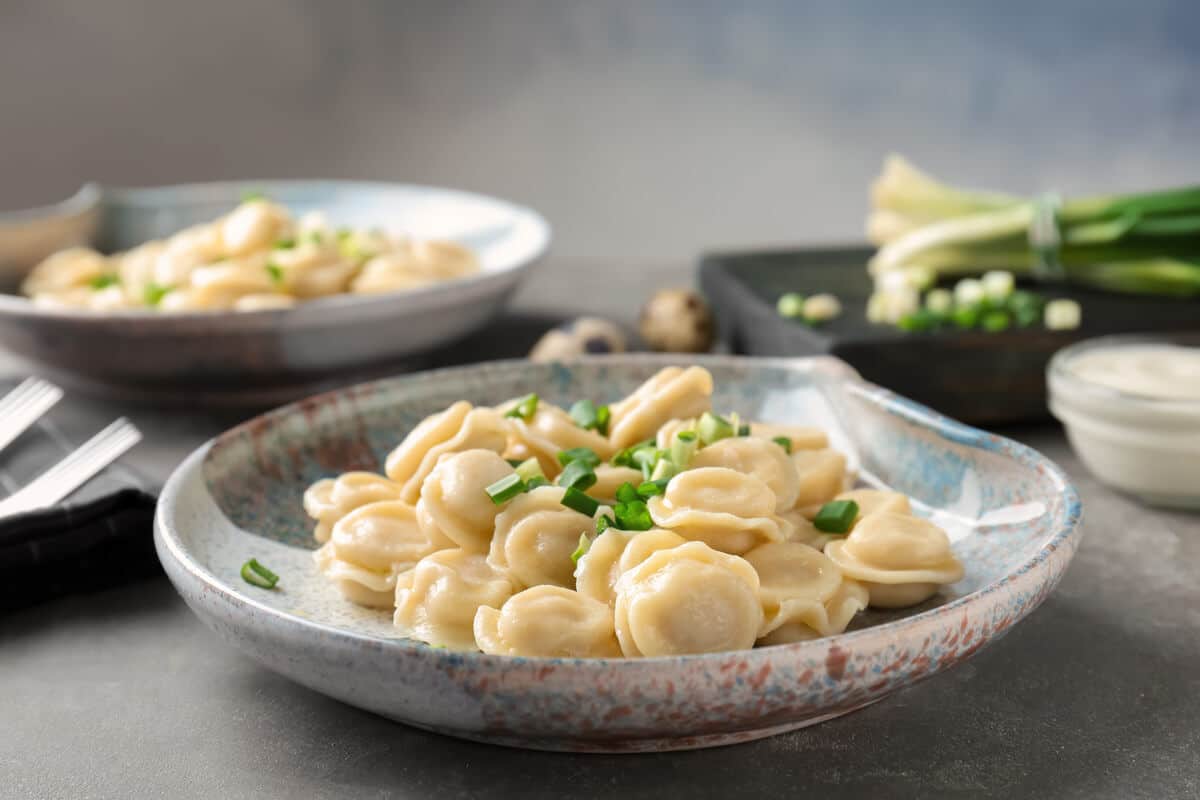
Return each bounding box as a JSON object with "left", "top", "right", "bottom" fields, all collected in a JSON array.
[
  {"left": 155, "top": 355, "right": 1082, "bottom": 752},
  {"left": 0, "top": 181, "right": 549, "bottom": 403}
]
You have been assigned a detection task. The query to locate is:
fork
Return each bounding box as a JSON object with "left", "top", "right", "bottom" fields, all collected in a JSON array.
[
  {"left": 0, "top": 418, "right": 142, "bottom": 518},
  {"left": 0, "top": 378, "right": 64, "bottom": 456}
]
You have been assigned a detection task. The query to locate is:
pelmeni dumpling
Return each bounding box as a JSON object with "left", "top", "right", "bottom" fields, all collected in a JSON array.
[
  {"left": 502, "top": 401, "right": 615, "bottom": 477},
  {"left": 835, "top": 489, "right": 912, "bottom": 522},
  {"left": 647, "top": 467, "right": 791, "bottom": 554},
  {"left": 781, "top": 511, "right": 840, "bottom": 552},
  {"left": 586, "top": 465, "right": 645, "bottom": 503},
  {"left": 607, "top": 366, "right": 713, "bottom": 450},
  {"left": 303, "top": 472, "right": 403, "bottom": 543},
  {"left": 574, "top": 528, "right": 687, "bottom": 606},
  {"left": 749, "top": 422, "right": 829, "bottom": 452},
  {"left": 473, "top": 586, "right": 621, "bottom": 658},
  {"left": 691, "top": 436, "right": 800, "bottom": 511},
  {"left": 756, "top": 579, "right": 870, "bottom": 646},
  {"left": 21, "top": 248, "right": 108, "bottom": 295},
  {"left": 314, "top": 500, "right": 439, "bottom": 608},
  {"left": 613, "top": 541, "right": 763, "bottom": 657},
  {"left": 792, "top": 448, "right": 849, "bottom": 509},
  {"left": 824, "top": 512, "right": 964, "bottom": 608},
  {"left": 488, "top": 486, "right": 609, "bottom": 589},
  {"left": 393, "top": 549, "right": 513, "bottom": 650},
  {"left": 743, "top": 541, "right": 848, "bottom": 639},
  {"left": 416, "top": 449, "right": 515, "bottom": 552},
  {"left": 385, "top": 402, "right": 508, "bottom": 503}
]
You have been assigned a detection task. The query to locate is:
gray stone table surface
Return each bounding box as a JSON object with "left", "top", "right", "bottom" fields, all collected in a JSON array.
[{"left": 1, "top": 305, "right": 1199, "bottom": 799}]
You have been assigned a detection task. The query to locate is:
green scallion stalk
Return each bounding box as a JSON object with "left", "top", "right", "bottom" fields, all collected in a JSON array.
[
  {"left": 486, "top": 473, "right": 525, "bottom": 505},
  {"left": 813, "top": 500, "right": 860, "bottom": 534},
  {"left": 557, "top": 447, "right": 601, "bottom": 468},
  {"left": 240, "top": 559, "right": 279, "bottom": 589},
  {"left": 561, "top": 487, "right": 599, "bottom": 516},
  {"left": 570, "top": 533, "right": 592, "bottom": 565},
  {"left": 504, "top": 394, "right": 539, "bottom": 422},
  {"left": 669, "top": 430, "right": 698, "bottom": 468},
  {"left": 697, "top": 412, "right": 734, "bottom": 446},
  {"left": 557, "top": 460, "right": 598, "bottom": 491},
  {"left": 772, "top": 436, "right": 792, "bottom": 454},
  {"left": 514, "top": 458, "right": 544, "bottom": 483}
]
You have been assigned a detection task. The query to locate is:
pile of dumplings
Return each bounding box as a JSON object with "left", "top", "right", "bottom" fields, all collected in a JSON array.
[
  {"left": 304, "top": 367, "right": 965, "bottom": 659},
  {"left": 21, "top": 197, "right": 478, "bottom": 312}
]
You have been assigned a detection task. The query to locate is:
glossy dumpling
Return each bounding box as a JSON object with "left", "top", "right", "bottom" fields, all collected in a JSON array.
[
  {"left": 384, "top": 402, "right": 507, "bottom": 503},
  {"left": 586, "top": 465, "right": 645, "bottom": 503},
  {"left": 743, "top": 541, "right": 845, "bottom": 638},
  {"left": 416, "top": 449, "right": 515, "bottom": 552},
  {"left": 792, "top": 448, "right": 849, "bottom": 509},
  {"left": 503, "top": 402, "right": 615, "bottom": 476},
  {"left": 835, "top": 488, "right": 912, "bottom": 522},
  {"left": 474, "top": 586, "right": 621, "bottom": 658},
  {"left": 690, "top": 436, "right": 800, "bottom": 511},
  {"left": 824, "top": 512, "right": 965, "bottom": 608},
  {"left": 314, "top": 500, "right": 438, "bottom": 608},
  {"left": 781, "top": 510, "right": 840, "bottom": 551},
  {"left": 646, "top": 467, "right": 791, "bottom": 554},
  {"left": 488, "top": 486, "right": 609, "bottom": 589},
  {"left": 607, "top": 366, "right": 713, "bottom": 450},
  {"left": 393, "top": 549, "right": 514, "bottom": 650},
  {"left": 749, "top": 422, "right": 829, "bottom": 452},
  {"left": 574, "top": 528, "right": 687, "bottom": 606},
  {"left": 756, "top": 579, "right": 870, "bottom": 646},
  {"left": 613, "top": 541, "right": 762, "bottom": 657},
  {"left": 303, "top": 472, "right": 403, "bottom": 543}
]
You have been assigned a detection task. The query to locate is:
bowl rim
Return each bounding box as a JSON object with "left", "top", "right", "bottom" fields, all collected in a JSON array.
[
  {"left": 0, "top": 179, "right": 550, "bottom": 322},
  {"left": 1047, "top": 332, "right": 1200, "bottom": 410},
  {"left": 155, "top": 353, "right": 1083, "bottom": 668}
]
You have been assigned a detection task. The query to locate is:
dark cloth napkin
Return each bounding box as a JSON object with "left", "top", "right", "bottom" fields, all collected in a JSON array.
[{"left": 0, "top": 385, "right": 160, "bottom": 612}]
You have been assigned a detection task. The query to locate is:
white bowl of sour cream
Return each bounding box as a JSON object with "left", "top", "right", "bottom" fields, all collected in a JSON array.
[{"left": 1048, "top": 334, "right": 1200, "bottom": 509}]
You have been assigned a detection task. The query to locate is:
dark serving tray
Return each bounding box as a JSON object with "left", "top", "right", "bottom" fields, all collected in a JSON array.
[{"left": 699, "top": 246, "right": 1200, "bottom": 424}]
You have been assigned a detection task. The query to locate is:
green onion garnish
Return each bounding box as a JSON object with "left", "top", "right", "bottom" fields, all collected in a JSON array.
[
  {"left": 570, "top": 533, "right": 592, "bottom": 565},
  {"left": 594, "top": 405, "right": 611, "bottom": 436},
  {"left": 486, "top": 473, "right": 526, "bottom": 505},
  {"left": 613, "top": 499, "right": 653, "bottom": 531},
  {"left": 636, "top": 478, "right": 670, "bottom": 498},
  {"left": 89, "top": 274, "right": 119, "bottom": 290},
  {"left": 274, "top": 237, "right": 297, "bottom": 250},
  {"left": 143, "top": 283, "right": 172, "bottom": 307},
  {"left": 612, "top": 439, "right": 654, "bottom": 469},
  {"left": 772, "top": 436, "right": 793, "bottom": 454},
  {"left": 595, "top": 514, "right": 615, "bottom": 534},
  {"left": 952, "top": 306, "right": 980, "bottom": 329},
  {"left": 557, "top": 447, "right": 601, "bottom": 469},
  {"left": 615, "top": 482, "right": 640, "bottom": 505},
  {"left": 776, "top": 292, "right": 806, "bottom": 319},
  {"left": 737, "top": 424, "right": 751, "bottom": 436},
  {"left": 504, "top": 393, "right": 539, "bottom": 422},
  {"left": 669, "top": 430, "right": 698, "bottom": 469},
  {"left": 525, "top": 476, "right": 549, "bottom": 490},
  {"left": 569, "top": 399, "right": 599, "bottom": 430},
  {"left": 266, "top": 262, "right": 284, "bottom": 284},
  {"left": 981, "top": 310, "right": 1011, "bottom": 332},
  {"left": 557, "top": 460, "right": 598, "bottom": 491},
  {"left": 649, "top": 458, "right": 676, "bottom": 482},
  {"left": 240, "top": 558, "right": 279, "bottom": 589},
  {"left": 561, "top": 487, "right": 599, "bottom": 516},
  {"left": 812, "top": 500, "right": 860, "bottom": 534},
  {"left": 240, "top": 189, "right": 266, "bottom": 203},
  {"left": 506, "top": 458, "right": 525, "bottom": 467},
  {"left": 514, "top": 458, "right": 544, "bottom": 483},
  {"left": 307, "top": 230, "right": 324, "bottom": 245},
  {"left": 632, "top": 446, "right": 663, "bottom": 479},
  {"left": 697, "top": 412, "right": 734, "bottom": 446}
]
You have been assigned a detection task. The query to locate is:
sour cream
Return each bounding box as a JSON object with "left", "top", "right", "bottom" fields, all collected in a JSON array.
[{"left": 1048, "top": 336, "right": 1200, "bottom": 509}]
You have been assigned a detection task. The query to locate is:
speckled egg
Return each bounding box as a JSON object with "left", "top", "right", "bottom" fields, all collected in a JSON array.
[
  {"left": 639, "top": 289, "right": 715, "bottom": 353},
  {"left": 529, "top": 317, "right": 628, "bottom": 362}
]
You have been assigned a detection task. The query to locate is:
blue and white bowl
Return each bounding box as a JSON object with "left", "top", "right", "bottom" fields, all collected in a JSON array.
[{"left": 155, "top": 354, "right": 1083, "bottom": 752}]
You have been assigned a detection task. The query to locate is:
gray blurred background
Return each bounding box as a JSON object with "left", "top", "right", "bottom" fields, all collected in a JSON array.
[{"left": 3, "top": 0, "right": 1198, "bottom": 299}]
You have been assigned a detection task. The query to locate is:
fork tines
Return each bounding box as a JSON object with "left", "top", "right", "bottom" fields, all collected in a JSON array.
[{"left": 0, "top": 378, "right": 64, "bottom": 455}]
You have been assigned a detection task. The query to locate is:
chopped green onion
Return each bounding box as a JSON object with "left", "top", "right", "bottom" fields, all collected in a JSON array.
[
  {"left": 981, "top": 310, "right": 1011, "bottom": 332},
  {"left": 813, "top": 500, "right": 860, "bottom": 534},
  {"left": 697, "top": 412, "right": 735, "bottom": 446},
  {"left": 307, "top": 230, "right": 324, "bottom": 245},
  {"left": 954, "top": 278, "right": 985, "bottom": 308},
  {"left": 514, "top": 458, "right": 544, "bottom": 483},
  {"left": 737, "top": 424, "right": 751, "bottom": 437},
  {"left": 570, "top": 533, "right": 592, "bottom": 565},
  {"left": 1014, "top": 306, "right": 1041, "bottom": 327},
  {"left": 569, "top": 399, "right": 610, "bottom": 434},
  {"left": 772, "top": 436, "right": 792, "bottom": 454},
  {"left": 632, "top": 446, "right": 664, "bottom": 479},
  {"left": 615, "top": 482, "right": 640, "bottom": 505},
  {"left": 486, "top": 473, "right": 526, "bottom": 505},
  {"left": 649, "top": 458, "right": 676, "bottom": 482},
  {"left": 504, "top": 393, "right": 539, "bottom": 422},
  {"left": 595, "top": 514, "right": 615, "bottom": 534},
  {"left": 636, "top": 478, "right": 670, "bottom": 498},
  {"left": 1045, "top": 298, "right": 1082, "bottom": 330},
  {"left": 982, "top": 270, "right": 1015, "bottom": 301},
  {"left": 898, "top": 309, "right": 939, "bottom": 332},
  {"left": 143, "top": 283, "right": 172, "bottom": 307},
  {"left": 594, "top": 405, "right": 611, "bottom": 436},
  {"left": 274, "top": 237, "right": 297, "bottom": 250},
  {"left": 776, "top": 292, "right": 806, "bottom": 319},
  {"left": 506, "top": 458, "right": 526, "bottom": 467},
  {"left": 561, "top": 487, "right": 599, "bottom": 516},
  {"left": 669, "top": 430, "right": 698, "bottom": 468},
  {"left": 613, "top": 499, "right": 653, "bottom": 531},
  {"left": 612, "top": 439, "right": 654, "bottom": 469},
  {"left": 240, "top": 558, "right": 279, "bottom": 589},
  {"left": 240, "top": 189, "right": 266, "bottom": 203},
  {"left": 89, "top": 274, "right": 120, "bottom": 290},
  {"left": 557, "top": 447, "right": 601, "bottom": 469},
  {"left": 525, "top": 476, "right": 549, "bottom": 490},
  {"left": 925, "top": 288, "right": 954, "bottom": 316},
  {"left": 557, "top": 460, "right": 597, "bottom": 491},
  {"left": 265, "top": 262, "right": 284, "bottom": 284},
  {"left": 951, "top": 306, "right": 980, "bottom": 329}
]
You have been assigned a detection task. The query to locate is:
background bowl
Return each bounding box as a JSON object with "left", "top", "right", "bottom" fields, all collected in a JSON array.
[
  {"left": 155, "top": 354, "right": 1082, "bottom": 752},
  {"left": 0, "top": 181, "right": 549, "bottom": 403}
]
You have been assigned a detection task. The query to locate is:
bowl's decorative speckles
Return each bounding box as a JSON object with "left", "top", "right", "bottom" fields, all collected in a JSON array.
[{"left": 157, "top": 354, "right": 1083, "bottom": 752}]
